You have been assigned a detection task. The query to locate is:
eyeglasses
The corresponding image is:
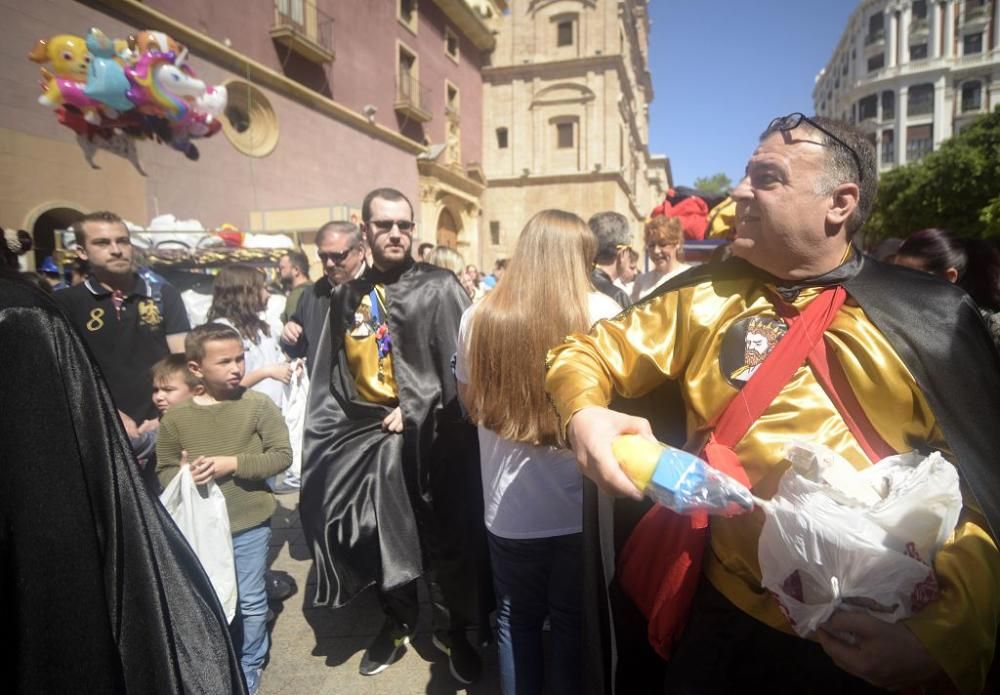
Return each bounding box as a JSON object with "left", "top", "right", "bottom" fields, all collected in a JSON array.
[
  {"left": 318, "top": 247, "right": 358, "bottom": 264},
  {"left": 646, "top": 240, "right": 679, "bottom": 250},
  {"left": 369, "top": 219, "right": 415, "bottom": 233},
  {"left": 766, "top": 112, "right": 864, "bottom": 183}
]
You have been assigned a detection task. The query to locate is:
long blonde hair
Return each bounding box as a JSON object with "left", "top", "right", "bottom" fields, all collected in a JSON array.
[
  {"left": 465, "top": 209, "right": 597, "bottom": 445},
  {"left": 428, "top": 245, "right": 465, "bottom": 276}
]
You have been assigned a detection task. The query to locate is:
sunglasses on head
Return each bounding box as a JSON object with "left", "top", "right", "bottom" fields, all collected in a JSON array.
[
  {"left": 369, "top": 219, "right": 415, "bottom": 233},
  {"left": 318, "top": 247, "right": 358, "bottom": 264},
  {"left": 766, "top": 112, "right": 864, "bottom": 183}
]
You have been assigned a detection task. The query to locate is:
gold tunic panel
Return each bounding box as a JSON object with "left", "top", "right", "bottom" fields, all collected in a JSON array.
[{"left": 545, "top": 276, "right": 999, "bottom": 693}]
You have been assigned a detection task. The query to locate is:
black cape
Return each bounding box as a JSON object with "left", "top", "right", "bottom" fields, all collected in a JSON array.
[
  {"left": 591, "top": 267, "right": 632, "bottom": 309},
  {"left": 580, "top": 252, "right": 1000, "bottom": 695},
  {"left": 0, "top": 271, "right": 246, "bottom": 694},
  {"left": 301, "top": 259, "right": 483, "bottom": 615},
  {"left": 283, "top": 275, "right": 333, "bottom": 375}
]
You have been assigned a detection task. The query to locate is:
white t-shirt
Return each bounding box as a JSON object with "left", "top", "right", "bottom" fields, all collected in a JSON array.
[
  {"left": 455, "top": 291, "right": 621, "bottom": 539},
  {"left": 631, "top": 264, "right": 691, "bottom": 301},
  {"left": 214, "top": 317, "right": 286, "bottom": 408}
]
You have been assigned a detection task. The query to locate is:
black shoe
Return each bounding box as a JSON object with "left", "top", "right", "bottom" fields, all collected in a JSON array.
[
  {"left": 265, "top": 571, "right": 296, "bottom": 602},
  {"left": 359, "top": 620, "right": 412, "bottom": 676},
  {"left": 432, "top": 630, "right": 483, "bottom": 685}
]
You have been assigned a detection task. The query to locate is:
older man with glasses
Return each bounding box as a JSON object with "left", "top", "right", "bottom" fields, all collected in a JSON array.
[
  {"left": 588, "top": 211, "right": 634, "bottom": 309},
  {"left": 280, "top": 220, "right": 366, "bottom": 374},
  {"left": 546, "top": 114, "right": 1000, "bottom": 694}
]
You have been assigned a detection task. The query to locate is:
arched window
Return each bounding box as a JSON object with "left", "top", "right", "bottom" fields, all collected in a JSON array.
[{"left": 961, "top": 80, "right": 982, "bottom": 112}]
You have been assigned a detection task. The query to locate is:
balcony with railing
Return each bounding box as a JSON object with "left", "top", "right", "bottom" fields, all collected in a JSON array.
[
  {"left": 395, "top": 73, "right": 432, "bottom": 123},
  {"left": 865, "top": 29, "right": 886, "bottom": 46},
  {"left": 269, "top": 0, "right": 335, "bottom": 64},
  {"left": 909, "top": 17, "right": 930, "bottom": 37},
  {"left": 962, "top": 1, "right": 991, "bottom": 26}
]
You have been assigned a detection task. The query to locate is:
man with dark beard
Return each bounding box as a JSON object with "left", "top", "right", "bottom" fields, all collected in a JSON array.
[{"left": 301, "top": 188, "right": 485, "bottom": 683}]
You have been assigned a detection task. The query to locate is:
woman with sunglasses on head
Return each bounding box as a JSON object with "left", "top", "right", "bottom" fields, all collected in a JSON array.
[
  {"left": 455, "top": 210, "right": 621, "bottom": 695},
  {"left": 208, "top": 264, "right": 292, "bottom": 407},
  {"left": 632, "top": 214, "right": 690, "bottom": 302}
]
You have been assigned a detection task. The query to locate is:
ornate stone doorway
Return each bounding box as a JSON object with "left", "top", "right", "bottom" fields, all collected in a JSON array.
[{"left": 436, "top": 207, "right": 459, "bottom": 249}]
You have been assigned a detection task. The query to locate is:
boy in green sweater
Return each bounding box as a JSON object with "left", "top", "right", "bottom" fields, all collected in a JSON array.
[{"left": 156, "top": 323, "right": 291, "bottom": 695}]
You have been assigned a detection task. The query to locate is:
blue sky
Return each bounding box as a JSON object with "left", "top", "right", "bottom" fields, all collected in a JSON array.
[{"left": 647, "top": 1, "right": 857, "bottom": 189}]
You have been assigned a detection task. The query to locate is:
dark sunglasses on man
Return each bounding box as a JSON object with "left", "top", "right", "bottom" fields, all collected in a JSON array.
[
  {"left": 369, "top": 219, "right": 415, "bottom": 233},
  {"left": 318, "top": 247, "right": 358, "bottom": 264},
  {"left": 766, "top": 112, "right": 864, "bottom": 183}
]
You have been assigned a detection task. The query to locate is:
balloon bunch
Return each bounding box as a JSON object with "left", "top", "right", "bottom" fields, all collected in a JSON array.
[{"left": 29, "top": 28, "right": 228, "bottom": 163}]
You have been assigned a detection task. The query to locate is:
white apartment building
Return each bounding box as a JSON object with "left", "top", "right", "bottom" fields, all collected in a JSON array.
[{"left": 814, "top": 0, "right": 1000, "bottom": 171}]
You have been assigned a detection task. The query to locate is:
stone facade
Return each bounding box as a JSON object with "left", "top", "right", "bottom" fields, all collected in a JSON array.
[
  {"left": 815, "top": 0, "right": 1000, "bottom": 172},
  {"left": 479, "top": 0, "right": 670, "bottom": 265}
]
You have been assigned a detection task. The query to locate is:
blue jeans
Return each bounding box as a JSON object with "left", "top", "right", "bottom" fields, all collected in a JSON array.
[
  {"left": 488, "top": 531, "right": 582, "bottom": 695},
  {"left": 232, "top": 523, "right": 271, "bottom": 693}
]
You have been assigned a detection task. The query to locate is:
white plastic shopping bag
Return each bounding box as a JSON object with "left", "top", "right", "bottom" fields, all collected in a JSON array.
[
  {"left": 159, "top": 466, "right": 238, "bottom": 623},
  {"left": 271, "top": 358, "right": 308, "bottom": 492},
  {"left": 757, "top": 443, "right": 962, "bottom": 636}
]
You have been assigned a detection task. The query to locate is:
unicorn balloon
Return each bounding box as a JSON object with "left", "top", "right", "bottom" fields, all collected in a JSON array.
[{"left": 126, "top": 50, "right": 206, "bottom": 121}]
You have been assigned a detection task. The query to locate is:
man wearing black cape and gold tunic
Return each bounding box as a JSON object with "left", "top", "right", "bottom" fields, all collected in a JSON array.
[
  {"left": 546, "top": 115, "right": 1000, "bottom": 694},
  {"left": 301, "top": 187, "right": 485, "bottom": 683}
]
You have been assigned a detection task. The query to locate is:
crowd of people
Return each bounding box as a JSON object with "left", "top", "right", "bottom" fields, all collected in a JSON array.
[{"left": 2, "top": 111, "right": 999, "bottom": 695}]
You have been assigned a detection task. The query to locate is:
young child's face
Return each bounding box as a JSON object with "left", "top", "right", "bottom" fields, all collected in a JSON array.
[
  {"left": 152, "top": 373, "right": 196, "bottom": 414},
  {"left": 191, "top": 338, "right": 246, "bottom": 396}
]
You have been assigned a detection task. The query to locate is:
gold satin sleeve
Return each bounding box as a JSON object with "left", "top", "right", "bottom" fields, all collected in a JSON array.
[
  {"left": 545, "top": 277, "right": 1000, "bottom": 693},
  {"left": 344, "top": 286, "right": 399, "bottom": 406},
  {"left": 904, "top": 474, "right": 1000, "bottom": 694},
  {"left": 544, "top": 282, "right": 720, "bottom": 432}
]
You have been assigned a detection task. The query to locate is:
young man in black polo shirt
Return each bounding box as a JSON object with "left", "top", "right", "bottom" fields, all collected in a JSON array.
[{"left": 56, "top": 211, "right": 190, "bottom": 424}]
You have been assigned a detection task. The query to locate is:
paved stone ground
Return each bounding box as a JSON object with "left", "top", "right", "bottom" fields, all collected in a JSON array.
[{"left": 260, "top": 491, "right": 502, "bottom": 695}]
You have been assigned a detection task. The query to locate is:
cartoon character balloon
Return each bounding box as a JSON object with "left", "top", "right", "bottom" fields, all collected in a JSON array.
[
  {"left": 29, "top": 27, "right": 230, "bottom": 166},
  {"left": 83, "top": 28, "right": 134, "bottom": 114},
  {"left": 28, "top": 34, "right": 90, "bottom": 80}
]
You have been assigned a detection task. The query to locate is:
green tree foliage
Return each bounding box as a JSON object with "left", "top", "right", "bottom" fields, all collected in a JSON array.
[
  {"left": 692, "top": 172, "right": 733, "bottom": 196},
  {"left": 866, "top": 108, "right": 1000, "bottom": 241}
]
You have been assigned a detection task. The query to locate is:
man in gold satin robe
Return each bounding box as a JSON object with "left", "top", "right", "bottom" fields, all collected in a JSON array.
[{"left": 545, "top": 114, "right": 1000, "bottom": 694}]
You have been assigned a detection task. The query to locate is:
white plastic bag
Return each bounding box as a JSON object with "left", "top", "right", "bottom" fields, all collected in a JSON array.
[
  {"left": 271, "top": 359, "right": 308, "bottom": 492},
  {"left": 757, "top": 445, "right": 962, "bottom": 636},
  {"left": 159, "top": 466, "right": 238, "bottom": 623}
]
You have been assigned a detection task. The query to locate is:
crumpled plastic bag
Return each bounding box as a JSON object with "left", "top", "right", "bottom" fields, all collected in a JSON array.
[
  {"left": 160, "top": 466, "right": 237, "bottom": 622},
  {"left": 270, "top": 358, "right": 307, "bottom": 492},
  {"left": 757, "top": 443, "right": 962, "bottom": 636}
]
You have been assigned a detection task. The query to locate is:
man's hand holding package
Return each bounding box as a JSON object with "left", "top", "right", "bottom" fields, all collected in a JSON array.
[
  {"left": 281, "top": 320, "right": 303, "bottom": 346},
  {"left": 567, "top": 406, "right": 650, "bottom": 500}
]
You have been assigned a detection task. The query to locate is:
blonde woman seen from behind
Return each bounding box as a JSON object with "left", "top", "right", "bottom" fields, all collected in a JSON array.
[{"left": 455, "top": 210, "right": 620, "bottom": 695}]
